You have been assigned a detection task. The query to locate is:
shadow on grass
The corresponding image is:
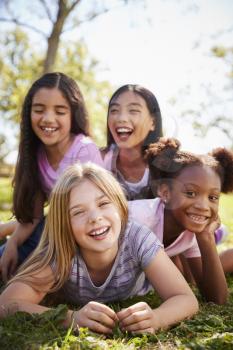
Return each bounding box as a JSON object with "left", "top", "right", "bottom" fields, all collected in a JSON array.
[{"left": 0, "top": 276, "right": 233, "bottom": 349}]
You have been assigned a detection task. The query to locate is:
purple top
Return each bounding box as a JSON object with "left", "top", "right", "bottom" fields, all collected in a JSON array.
[
  {"left": 128, "top": 198, "right": 201, "bottom": 258},
  {"left": 38, "top": 134, "right": 103, "bottom": 196}
]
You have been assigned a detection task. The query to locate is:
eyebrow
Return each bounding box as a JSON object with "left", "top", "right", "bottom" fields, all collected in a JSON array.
[
  {"left": 109, "top": 102, "right": 142, "bottom": 108},
  {"left": 32, "top": 103, "right": 69, "bottom": 109},
  {"left": 183, "top": 183, "right": 220, "bottom": 191},
  {"left": 69, "top": 194, "right": 107, "bottom": 211}
]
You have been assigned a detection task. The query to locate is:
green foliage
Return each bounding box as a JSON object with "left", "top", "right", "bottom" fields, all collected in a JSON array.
[
  {"left": 0, "top": 28, "right": 113, "bottom": 157},
  {"left": 54, "top": 40, "right": 113, "bottom": 146},
  {"left": 0, "top": 28, "right": 44, "bottom": 124}
]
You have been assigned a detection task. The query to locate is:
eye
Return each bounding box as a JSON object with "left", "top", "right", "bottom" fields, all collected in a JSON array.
[
  {"left": 72, "top": 209, "right": 85, "bottom": 216},
  {"left": 129, "top": 109, "right": 140, "bottom": 114},
  {"left": 99, "top": 200, "right": 111, "bottom": 207},
  {"left": 185, "top": 191, "right": 196, "bottom": 198},
  {"left": 109, "top": 108, "right": 118, "bottom": 114},
  {"left": 33, "top": 109, "right": 43, "bottom": 114},
  {"left": 209, "top": 195, "right": 219, "bottom": 202},
  {"left": 56, "top": 110, "right": 66, "bottom": 115}
]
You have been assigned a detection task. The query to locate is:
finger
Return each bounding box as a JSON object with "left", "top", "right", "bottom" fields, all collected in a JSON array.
[
  {"left": 117, "top": 302, "right": 148, "bottom": 320},
  {"left": 91, "top": 302, "right": 118, "bottom": 321},
  {"left": 121, "top": 318, "right": 152, "bottom": 333},
  {"left": 88, "top": 319, "right": 114, "bottom": 334},
  {"left": 89, "top": 309, "right": 117, "bottom": 329},
  {"left": 131, "top": 327, "right": 154, "bottom": 334},
  {"left": 119, "top": 309, "right": 150, "bottom": 328},
  {"left": 1, "top": 264, "right": 9, "bottom": 282}
]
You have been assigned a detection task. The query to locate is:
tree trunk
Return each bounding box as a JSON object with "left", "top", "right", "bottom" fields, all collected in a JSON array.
[{"left": 43, "top": 0, "right": 73, "bottom": 74}]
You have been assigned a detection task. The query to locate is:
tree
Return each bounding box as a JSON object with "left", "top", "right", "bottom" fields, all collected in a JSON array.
[
  {"left": 0, "top": 27, "right": 113, "bottom": 165},
  {"left": 0, "top": 0, "right": 135, "bottom": 74}
]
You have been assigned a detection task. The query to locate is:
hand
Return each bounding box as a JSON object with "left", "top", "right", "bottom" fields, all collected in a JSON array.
[
  {"left": 0, "top": 238, "right": 19, "bottom": 282},
  {"left": 199, "top": 215, "right": 221, "bottom": 237},
  {"left": 117, "top": 302, "right": 156, "bottom": 334},
  {"left": 74, "top": 301, "right": 118, "bottom": 334}
]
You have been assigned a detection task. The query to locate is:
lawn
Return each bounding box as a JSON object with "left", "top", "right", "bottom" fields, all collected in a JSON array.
[{"left": 0, "top": 177, "right": 233, "bottom": 349}]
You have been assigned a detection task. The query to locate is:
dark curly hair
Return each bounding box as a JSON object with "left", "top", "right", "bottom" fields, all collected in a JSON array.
[
  {"left": 13, "top": 72, "right": 90, "bottom": 223},
  {"left": 146, "top": 138, "right": 233, "bottom": 195}
]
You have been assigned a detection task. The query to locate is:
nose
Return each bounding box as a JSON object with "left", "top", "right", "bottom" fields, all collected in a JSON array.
[
  {"left": 42, "top": 110, "right": 55, "bottom": 123},
  {"left": 193, "top": 195, "right": 210, "bottom": 211},
  {"left": 116, "top": 109, "right": 128, "bottom": 123},
  {"left": 88, "top": 208, "right": 102, "bottom": 223}
]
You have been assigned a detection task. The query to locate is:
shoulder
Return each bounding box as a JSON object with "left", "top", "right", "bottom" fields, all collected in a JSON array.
[
  {"left": 101, "top": 145, "right": 118, "bottom": 170},
  {"left": 122, "top": 221, "right": 163, "bottom": 269},
  {"left": 73, "top": 134, "right": 96, "bottom": 146},
  {"left": 123, "top": 221, "right": 162, "bottom": 252}
]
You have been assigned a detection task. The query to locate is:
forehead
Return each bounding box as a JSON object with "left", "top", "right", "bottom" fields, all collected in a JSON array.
[
  {"left": 69, "top": 179, "right": 105, "bottom": 204},
  {"left": 111, "top": 91, "right": 147, "bottom": 107},
  {"left": 32, "top": 87, "right": 69, "bottom": 106},
  {"left": 175, "top": 165, "right": 221, "bottom": 190}
]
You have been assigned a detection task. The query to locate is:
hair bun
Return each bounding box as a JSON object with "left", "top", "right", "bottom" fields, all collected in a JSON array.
[{"left": 211, "top": 147, "right": 233, "bottom": 193}]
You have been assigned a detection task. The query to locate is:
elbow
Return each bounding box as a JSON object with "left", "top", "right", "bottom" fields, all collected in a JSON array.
[
  {"left": 204, "top": 291, "right": 228, "bottom": 305},
  {"left": 191, "top": 296, "right": 199, "bottom": 315}
]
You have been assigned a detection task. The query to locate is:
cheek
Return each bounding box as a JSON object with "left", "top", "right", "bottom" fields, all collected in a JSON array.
[{"left": 107, "top": 116, "right": 114, "bottom": 130}]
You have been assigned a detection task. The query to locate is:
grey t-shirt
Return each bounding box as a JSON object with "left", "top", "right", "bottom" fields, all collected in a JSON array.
[{"left": 57, "top": 221, "right": 163, "bottom": 306}]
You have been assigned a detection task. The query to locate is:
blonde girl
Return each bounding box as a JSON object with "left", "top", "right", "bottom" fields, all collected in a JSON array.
[{"left": 0, "top": 163, "right": 198, "bottom": 334}]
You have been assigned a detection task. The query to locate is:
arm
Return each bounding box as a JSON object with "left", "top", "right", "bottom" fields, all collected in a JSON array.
[
  {"left": 0, "top": 220, "right": 17, "bottom": 239},
  {"left": 0, "top": 194, "right": 44, "bottom": 281},
  {"left": 219, "top": 248, "right": 233, "bottom": 273},
  {"left": 0, "top": 266, "right": 53, "bottom": 317},
  {"left": 117, "top": 249, "right": 198, "bottom": 333},
  {"left": 0, "top": 266, "right": 117, "bottom": 334},
  {"left": 188, "top": 228, "right": 228, "bottom": 304}
]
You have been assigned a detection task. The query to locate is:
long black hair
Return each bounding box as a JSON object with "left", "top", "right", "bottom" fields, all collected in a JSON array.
[
  {"left": 106, "top": 84, "right": 163, "bottom": 150},
  {"left": 13, "top": 72, "right": 89, "bottom": 222}
]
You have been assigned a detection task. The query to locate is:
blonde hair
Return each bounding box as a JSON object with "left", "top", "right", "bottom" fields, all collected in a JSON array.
[{"left": 9, "top": 163, "right": 128, "bottom": 292}]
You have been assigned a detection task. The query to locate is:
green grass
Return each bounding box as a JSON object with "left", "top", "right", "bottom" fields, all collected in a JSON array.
[
  {"left": 0, "top": 179, "right": 233, "bottom": 349},
  {"left": 1, "top": 284, "right": 233, "bottom": 350}
]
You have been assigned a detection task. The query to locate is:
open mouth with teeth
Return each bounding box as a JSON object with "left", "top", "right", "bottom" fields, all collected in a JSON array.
[
  {"left": 40, "top": 126, "right": 58, "bottom": 134},
  {"left": 115, "top": 127, "right": 133, "bottom": 140},
  {"left": 187, "top": 213, "right": 209, "bottom": 225},
  {"left": 88, "top": 226, "right": 110, "bottom": 240}
]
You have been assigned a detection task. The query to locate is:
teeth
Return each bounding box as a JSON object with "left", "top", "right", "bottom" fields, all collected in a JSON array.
[
  {"left": 90, "top": 227, "right": 108, "bottom": 236},
  {"left": 188, "top": 214, "right": 208, "bottom": 223},
  {"left": 116, "top": 127, "right": 133, "bottom": 133},
  {"left": 41, "top": 127, "right": 57, "bottom": 132}
]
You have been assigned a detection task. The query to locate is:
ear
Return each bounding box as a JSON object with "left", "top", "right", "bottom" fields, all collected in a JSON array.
[
  {"left": 157, "top": 183, "right": 171, "bottom": 204},
  {"left": 150, "top": 119, "right": 155, "bottom": 131}
]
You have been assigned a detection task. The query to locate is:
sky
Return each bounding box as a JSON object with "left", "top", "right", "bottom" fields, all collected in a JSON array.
[{"left": 2, "top": 0, "right": 233, "bottom": 162}]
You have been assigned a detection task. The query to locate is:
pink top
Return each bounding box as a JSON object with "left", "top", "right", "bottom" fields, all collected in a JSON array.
[
  {"left": 38, "top": 134, "right": 103, "bottom": 196},
  {"left": 128, "top": 198, "right": 201, "bottom": 258}
]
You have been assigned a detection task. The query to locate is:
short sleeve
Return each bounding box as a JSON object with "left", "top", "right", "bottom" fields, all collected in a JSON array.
[
  {"left": 76, "top": 140, "right": 104, "bottom": 167},
  {"left": 127, "top": 222, "right": 163, "bottom": 270}
]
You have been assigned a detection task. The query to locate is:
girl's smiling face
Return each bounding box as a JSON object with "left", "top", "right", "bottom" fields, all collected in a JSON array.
[
  {"left": 163, "top": 165, "right": 221, "bottom": 233},
  {"left": 31, "top": 87, "right": 72, "bottom": 151},
  {"left": 107, "top": 91, "right": 155, "bottom": 150},
  {"left": 69, "top": 179, "right": 122, "bottom": 262}
]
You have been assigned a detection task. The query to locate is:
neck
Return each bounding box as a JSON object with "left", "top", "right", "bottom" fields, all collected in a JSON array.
[
  {"left": 44, "top": 134, "right": 74, "bottom": 170},
  {"left": 81, "top": 246, "right": 118, "bottom": 284},
  {"left": 117, "top": 147, "right": 147, "bottom": 182},
  {"left": 118, "top": 147, "right": 144, "bottom": 164},
  {"left": 163, "top": 208, "right": 184, "bottom": 247}
]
